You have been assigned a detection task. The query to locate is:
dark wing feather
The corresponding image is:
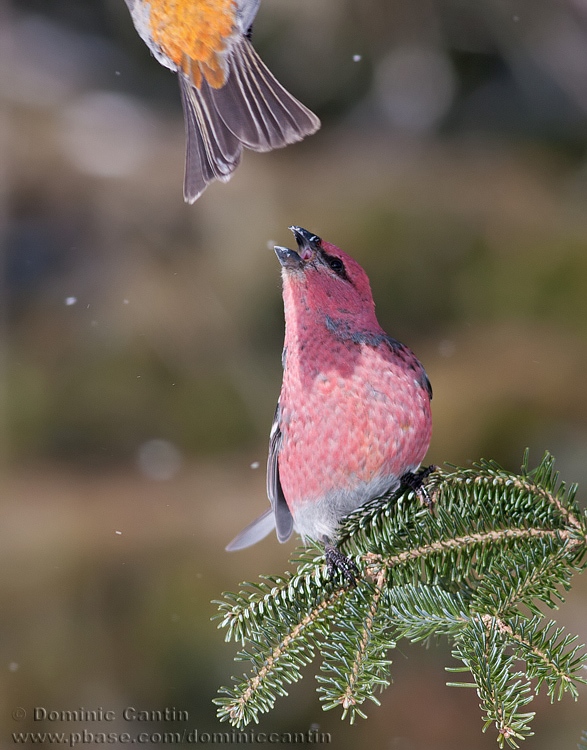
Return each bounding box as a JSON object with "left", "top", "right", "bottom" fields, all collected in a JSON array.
[
  {"left": 267, "top": 402, "right": 294, "bottom": 543},
  {"left": 384, "top": 335, "right": 433, "bottom": 400},
  {"left": 422, "top": 371, "right": 433, "bottom": 400},
  {"left": 225, "top": 401, "right": 293, "bottom": 551}
]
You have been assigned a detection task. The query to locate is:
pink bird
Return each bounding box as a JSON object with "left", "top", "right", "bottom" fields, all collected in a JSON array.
[{"left": 227, "top": 227, "right": 432, "bottom": 574}]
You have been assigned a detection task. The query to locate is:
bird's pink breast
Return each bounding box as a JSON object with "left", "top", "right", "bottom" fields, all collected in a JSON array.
[{"left": 278, "top": 326, "right": 432, "bottom": 513}]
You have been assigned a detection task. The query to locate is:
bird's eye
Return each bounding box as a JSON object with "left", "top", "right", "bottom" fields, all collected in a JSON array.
[
  {"left": 327, "top": 257, "right": 345, "bottom": 274},
  {"left": 322, "top": 252, "right": 351, "bottom": 282}
]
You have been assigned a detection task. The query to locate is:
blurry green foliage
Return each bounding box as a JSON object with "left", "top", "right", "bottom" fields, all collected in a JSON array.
[{"left": 6, "top": 348, "right": 256, "bottom": 462}]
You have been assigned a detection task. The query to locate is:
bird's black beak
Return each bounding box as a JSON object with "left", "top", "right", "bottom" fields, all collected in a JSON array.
[
  {"left": 275, "top": 227, "right": 322, "bottom": 270},
  {"left": 289, "top": 226, "right": 322, "bottom": 261},
  {"left": 274, "top": 244, "right": 303, "bottom": 269}
]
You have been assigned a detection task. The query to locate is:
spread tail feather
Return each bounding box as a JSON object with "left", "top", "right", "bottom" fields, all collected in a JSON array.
[
  {"left": 213, "top": 38, "right": 320, "bottom": 151},
  {"left": 225, "top": 507, "right": 276, "bottom": 551},
  {"left": 179, "top": 37, "right": 320, "bottom": 203},
  {"left": 179, "top": 74, "right": 242, "bottom": 203}
]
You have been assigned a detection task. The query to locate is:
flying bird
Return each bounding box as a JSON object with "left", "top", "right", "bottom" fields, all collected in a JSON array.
[
  {"left": 227, "top": 226, "right": 433, "bottom": 573},
  {"left": 124, "top": 0, "right": 320, "bottom": 202}
]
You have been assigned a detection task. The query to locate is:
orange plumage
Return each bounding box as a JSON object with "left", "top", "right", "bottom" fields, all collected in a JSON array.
[{"left": 148, "top": 0, "right": 234, "bottom": 85}]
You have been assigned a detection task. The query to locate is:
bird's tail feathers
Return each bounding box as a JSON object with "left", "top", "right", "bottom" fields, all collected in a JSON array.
[
  {"left": 179, "top": 74, "right": 242, "bottom": 203},
  {"left": 179, "top": 38, "right": 320, "bottom": 202},
  {"left": 225, "top": 507, "right": 276, "bottom": 551},
  {"left": 214, "top": 37, "right": 320, "bottom": 152}
]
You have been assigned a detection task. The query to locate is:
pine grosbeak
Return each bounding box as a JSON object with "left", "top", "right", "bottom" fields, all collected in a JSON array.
[
  {"left": 227, "top": 227, "right": 433, "bottom": 559},
  {"left": 124, "top": 0, "right": 320, "bottom": 202}
]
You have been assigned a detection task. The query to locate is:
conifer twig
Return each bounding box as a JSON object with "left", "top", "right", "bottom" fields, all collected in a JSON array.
[{"left": 214, "top": 452, "right": 587, "bottom": 747}]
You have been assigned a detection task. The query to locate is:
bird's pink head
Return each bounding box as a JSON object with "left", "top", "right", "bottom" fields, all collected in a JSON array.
[{"left": 275, "top": 226, "right": 380, "bottom": 329}]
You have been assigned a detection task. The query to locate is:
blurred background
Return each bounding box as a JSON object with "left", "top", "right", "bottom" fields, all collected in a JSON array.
[{"left": 1, "top": 0, "right": 586, "bottom": 747}]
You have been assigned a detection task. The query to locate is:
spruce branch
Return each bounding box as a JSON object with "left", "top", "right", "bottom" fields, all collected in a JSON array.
[
  {"left": 448, "top": 615, "right": 535, "bottom": 748},
  {"left": 316, "top": 570, "right": 394, "bottom": 722},
  {"left": 213, "top": 452, "right": 587, "bottom": 746}
]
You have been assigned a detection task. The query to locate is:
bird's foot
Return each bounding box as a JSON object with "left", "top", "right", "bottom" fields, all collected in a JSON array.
[
  {"left": 400, "top": 465, "right": 438, "bottom": 508},
  {"left": 324, "top": 542, "right": 358, "bottom": 585}
]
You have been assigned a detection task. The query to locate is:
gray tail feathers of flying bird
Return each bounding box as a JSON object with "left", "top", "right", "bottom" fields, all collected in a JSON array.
[{"left": 179, "top": 36, "right": 320, "bottom": 203}]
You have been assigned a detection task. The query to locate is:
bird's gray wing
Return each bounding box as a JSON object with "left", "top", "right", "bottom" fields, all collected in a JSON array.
[
  {"left": 225, "top": 402, "right": 293, "bottom": 551},
  {"left": 384, "top": 335, "right": 433, "bottom": 400},
  {"left": 267, "top": 402, "right": 294, "bottom": 543},
  {"left": 235, "top": 0, "right": 261, "bottom": 35}
]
